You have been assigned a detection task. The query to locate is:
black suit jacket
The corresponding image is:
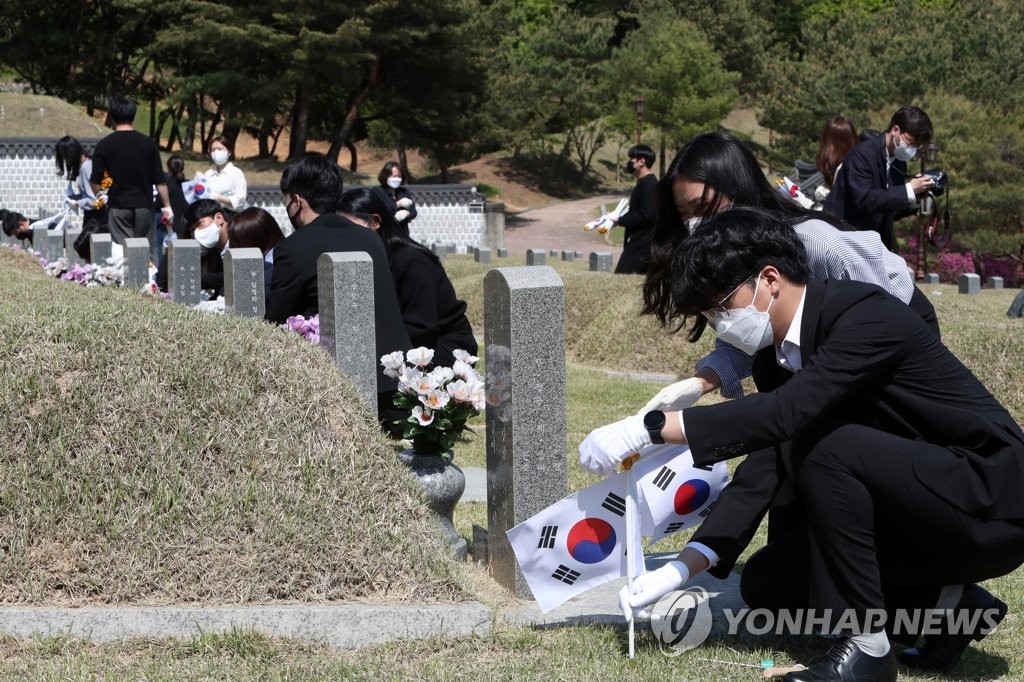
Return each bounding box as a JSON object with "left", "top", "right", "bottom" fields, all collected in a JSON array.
[
  {"left": 265, "top": 213, "right": 412, "bottom": 393},
  {"left": 689, "top": 279, "right": 1024, "bottom": 576},
  {"left": 824, "top": 134, "right": 915, "bottom": 250}
]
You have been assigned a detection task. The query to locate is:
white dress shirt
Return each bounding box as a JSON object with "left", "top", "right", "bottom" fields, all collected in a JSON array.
[{"left": 205, "top": 162, "right": 247, "bottom": 210}]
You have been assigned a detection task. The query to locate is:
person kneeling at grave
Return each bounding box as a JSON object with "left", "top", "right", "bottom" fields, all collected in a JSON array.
[
  {"left": 578, "top": 207, "right": 1024, "bottom": 681},
  {"left": 2, "top": 210, "right": 33, "bottom": 243},
  {"left": 155, "top": 199, "right": 230, "bottom": 298},
  {"left": 338, "top": 186, "right": 477, "bottom": 370}
]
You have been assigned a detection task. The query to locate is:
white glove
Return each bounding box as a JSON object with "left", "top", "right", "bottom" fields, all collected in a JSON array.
[
  {"left": 161, "top": 207, "right": 174, "bottom": 226},
  {"left": 79, "top": 198, "right": 95, "bottom": 209},
  {"left": 578, "top": 414, "right": 650, "bottom": 476},
  {"left": 618, "top": 560, "right": 689, "bottom": 621},
  {"left": 396, "top": 197, "right": 413, "bottom": 209},
  {"left": 395, "top": 209, "right": 411, "bottom": 222},
  {"left": 638, "top": 377, "right": 704, "bottom": 415}
]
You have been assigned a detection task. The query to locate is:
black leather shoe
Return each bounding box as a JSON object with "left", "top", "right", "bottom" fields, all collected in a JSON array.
[
  {"left": 897, "top": 584, "right": 1008, "bottom": 673},
  {"left": 786, "top": 639, "right": 897, "bottom": 681}
]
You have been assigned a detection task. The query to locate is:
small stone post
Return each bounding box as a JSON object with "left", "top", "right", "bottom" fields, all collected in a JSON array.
[
  {"left": 317, "top": 252, "right": 377, "bottom": 406},
  {"left": 224, "top": 248, "right": 266, "bottom": 317},
  {"left": 483, "top": 266, "right": 567, "bottom": 598}
]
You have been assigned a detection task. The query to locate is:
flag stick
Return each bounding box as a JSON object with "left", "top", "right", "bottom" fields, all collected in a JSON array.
[{"left": 625, "top": 462, "right": 638, "bottom": 659}]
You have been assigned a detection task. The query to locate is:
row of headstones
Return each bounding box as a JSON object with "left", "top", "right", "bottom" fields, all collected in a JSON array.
[{"left": 430, "top": 242, "right": 616, "bottom": 272}]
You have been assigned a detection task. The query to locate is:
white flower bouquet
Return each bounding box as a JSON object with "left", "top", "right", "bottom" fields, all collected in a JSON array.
[{"left": 381, "top": 347, "right": 485, "bottom": 457}]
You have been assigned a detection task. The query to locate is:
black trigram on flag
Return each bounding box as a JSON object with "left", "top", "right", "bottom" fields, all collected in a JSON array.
[
  {"left": 665, "top": 521, "right": 687, "bottom": 534},
  {"left": 699, "top": 501, "right": 717, "bottom": 518},
  {"left": 602, "top": 492, "right": 626, "bottom": 517},
  {"left": 653, "top": 466, "right": 676, "bottom": 491},
  {"left": 552, "top": 564, "right": 581, "bottom": 585},
  {"left": 538, "top": 525, "right": 558, "bottom": 549}
]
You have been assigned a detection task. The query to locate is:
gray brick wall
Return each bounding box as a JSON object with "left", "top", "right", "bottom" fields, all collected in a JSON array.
[{"left": 2, "top": 139, "right": 491, "bottom": 250}]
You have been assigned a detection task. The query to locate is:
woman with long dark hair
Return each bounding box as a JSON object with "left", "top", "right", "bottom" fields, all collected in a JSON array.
[
  {"left": 338, "top": 186, "right": 474, "bottom": 369},
  {"left": 639, "top": 131, "right": 936, "bottom": 411},
  {"left": 55, "top": 135, "right": 108, "bottom": 255}
]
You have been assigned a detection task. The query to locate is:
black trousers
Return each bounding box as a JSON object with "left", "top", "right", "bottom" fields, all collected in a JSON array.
[{"left": 740, "top": 423, "right": 1024, "bottom": 635}]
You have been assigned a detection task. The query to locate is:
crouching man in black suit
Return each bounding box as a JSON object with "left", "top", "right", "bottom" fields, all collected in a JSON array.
[{"left": 579, "top": 207, "right": 1024, "bottom": 681}]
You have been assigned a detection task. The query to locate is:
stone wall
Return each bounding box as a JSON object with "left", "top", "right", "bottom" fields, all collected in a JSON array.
[{"left": 0, "top": 138, "right": 492, "bottom": 250}]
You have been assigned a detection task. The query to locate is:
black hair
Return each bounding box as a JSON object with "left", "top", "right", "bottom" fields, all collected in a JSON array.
[
  {"left": 378, "top": 161, "right": 401, "bottom": 187},
  {"left": 669, "top": 206, "right": 810, "bottom": 342},
  {"left": 109, "top": 98, "right": 137, "bottom": 125},
  {"left": 889, "top": 105, "right": 933, "bottom": 144},
  {"left": 166, "top": 155, "right": 186, "bottom": 183},
  {"left": 627, "top": 144, "right": 655, "bottom": 167},
  {"left": 280, "top": 153, "right": 344, "bottom": 214},
  {"left": 183, "top": 198, "right": 225, "bottom": 232},
  {"left": 643, "top": 131, "right": 849, "bottom": 329},
  {"left": 2, "top": 211, "right": 28, "bottom": 237},
  {"left": 338, "top": 186, "right": 439, "bottom": 266},
  {"left": 55, "top": 136, "right": 85, "bottom": 181}
]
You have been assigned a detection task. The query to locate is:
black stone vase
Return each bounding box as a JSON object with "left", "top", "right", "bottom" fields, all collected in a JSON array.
[{"left": 398, "top": 449, "right": 467, "bottom": 560}]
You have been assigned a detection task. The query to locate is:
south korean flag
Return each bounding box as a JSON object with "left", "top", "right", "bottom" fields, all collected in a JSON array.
[
  {"left": 633, "top": 444, "right": 729, "bottom": 541},
  {"left": 506, "top": 473, "right": 644, "bottom": 613}
]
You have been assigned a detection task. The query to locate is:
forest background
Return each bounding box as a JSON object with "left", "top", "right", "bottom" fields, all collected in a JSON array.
[{"left": 1, "top": 0, "right": 1023, "bottom": 281}]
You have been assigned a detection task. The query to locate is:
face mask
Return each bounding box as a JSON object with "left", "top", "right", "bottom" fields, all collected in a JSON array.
[
  {"left": 387, "top": 177, "right": 403, "bottom": 189},
  {"left": 193, "top": 223, "right": 221, "bottom": 249},
  {"left": 892, "top": 132, "right": 917, "bottom": 162},
  {"left": 287, "top": 198, "right": 302, "bottom": 231},
  {"left": 710, "top": 276, "right": 775, "bottom": 356},
  {"left": 211, "top": 149, "right": 230, "bottom": 166},
  {"left": 624, "top": 159, "right": 636, "bottom": 175}
]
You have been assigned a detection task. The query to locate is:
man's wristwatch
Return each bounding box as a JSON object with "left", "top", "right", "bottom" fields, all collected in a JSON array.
[{"left": 643, "top": 410, "right": 666, "bottom": 444}]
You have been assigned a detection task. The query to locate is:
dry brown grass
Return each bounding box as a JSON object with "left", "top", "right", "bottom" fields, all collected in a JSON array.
[{"left": 0, "top": 248, "right": 465, "bottom": 605}]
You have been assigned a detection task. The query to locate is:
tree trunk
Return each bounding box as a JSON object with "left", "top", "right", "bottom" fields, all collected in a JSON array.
[
  {"left": 326, "top": 58, "right": 379, "bottom": 164},
  {"left": 183, "top": 96, "right": 198, "bottom": 152},
  {"left": 288, "top": 80, "right": 312, "bottom": 161},
  {"left": 149, "top": 91, "right": 158, "bottom": 140},
  {"left": 346, "top": 140, "right": 358, "bottom": 172},
  {"left": 398, "top": 146, "right": 411, "bottom": 182},
  {"left": 440, "top": 163, "right": 450, "bottom": 184}
]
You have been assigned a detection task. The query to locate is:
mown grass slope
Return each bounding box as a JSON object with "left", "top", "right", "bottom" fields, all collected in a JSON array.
[{"left": 0, "top": 248, "right": 464, "bottom": 605}]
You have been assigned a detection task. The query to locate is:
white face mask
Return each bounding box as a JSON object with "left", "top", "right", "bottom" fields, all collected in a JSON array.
[
  {"left": 193, "top": 223, "right": 221, "bottom": 249},
  {"left": 211, "top": 149, "right": 230, "bottom": 166},
  {"left": 709, "top": 276, "right": 775, "bottom": 356},
  {"left": 892, "top": 131, "right": 917, "bottom": 162},
  {"left": 387, "top": 176, "right": 403, "bottom": 189}
]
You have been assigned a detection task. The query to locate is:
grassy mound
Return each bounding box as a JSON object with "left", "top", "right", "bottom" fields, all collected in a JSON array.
[
  {"left": 0, "top": 93, "right": 107, "bottom": 138},
  {"left": 0, "top": 249, "right": 464, "bottom": 605}
]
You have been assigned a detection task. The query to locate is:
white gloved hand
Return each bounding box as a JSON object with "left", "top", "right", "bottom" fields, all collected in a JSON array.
[
  {"left": 396, "top": 197, "right": 413, "bottom": 209},
  {"left": 161, "top": 207, "right": 174, "bottom": 226},
  {"left": 395, "top": 209, "right": 411, "bottom": 222},
  {"left": 578, "top": 414, "right": 650, "bottom": 476},
  {"left": 638, "top": 377, "right": 704, "bottom": 415},
  {"left": 618, "top": 560, "right": 690, "bottom": 621}
]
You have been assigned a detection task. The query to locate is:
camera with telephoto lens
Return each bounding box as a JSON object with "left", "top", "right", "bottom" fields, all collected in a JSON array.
[{"left": 923, "top": 168, "right": 948, "bottom": 196}]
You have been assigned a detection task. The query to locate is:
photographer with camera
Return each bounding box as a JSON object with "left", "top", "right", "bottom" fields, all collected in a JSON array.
[{"left": 825, "top": 105, "right": 937, "bottom": 251}]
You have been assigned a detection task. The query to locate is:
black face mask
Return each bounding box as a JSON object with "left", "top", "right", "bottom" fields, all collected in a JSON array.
[{"left": 624, "top": 159, "right": 636, "bottom": 175}]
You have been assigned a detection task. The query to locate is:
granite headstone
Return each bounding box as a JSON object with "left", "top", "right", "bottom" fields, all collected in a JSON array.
[
  {"left": 224, "top": 248, "right": 265, "bottom": 317},
  {"left": 168, "top": 239, "right": 202, "bottom": 305},
  {"left": 317, "top": 251, "right": 377, "bottom": 406}
]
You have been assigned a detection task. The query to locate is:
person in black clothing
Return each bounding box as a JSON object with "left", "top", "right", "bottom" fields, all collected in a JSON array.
[
  {"left": 164, "top": 156, "right": 190, "bottom": 240},
  {"left": 824, "top": 105, "right": 937, "bottom": 251},
  {"left": 2, "top": 211, "right": 32, "bottom": 244},
  {"left": 90, "top": 97, "right": 172, "bottom": 255},
  {"left": 613, "top": 144, "right": 658, "bottom": 274},
  {"left": 266, "top": 154, "right": 412, "bottom": 429},
  {"left": 372, "top": 160, "right": 418, "bottom": 240},
  {"left": 338, "top": 186, "right": 477, "bottom": 369},
  {"left": 227, "top": 207, "right": 284, "bottom": 300},
  {"left": 155, "top": 199, "right": 227, "bottom": 298}
]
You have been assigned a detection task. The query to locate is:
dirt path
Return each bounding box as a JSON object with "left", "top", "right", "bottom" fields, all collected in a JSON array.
[{"left": 503, "top": 194, "right": 628, "bottom": 260}]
